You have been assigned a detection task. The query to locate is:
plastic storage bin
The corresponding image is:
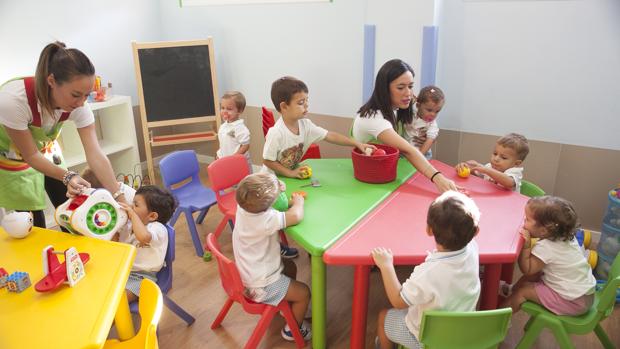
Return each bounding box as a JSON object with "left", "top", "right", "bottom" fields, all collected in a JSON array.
[{"left": 351, "top": 143, "right": 399, "bottom": 184}]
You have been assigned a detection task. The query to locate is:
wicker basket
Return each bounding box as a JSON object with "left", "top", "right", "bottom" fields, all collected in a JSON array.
[{"left": 351, "top": 144, "right": 399, "bottom": 184}]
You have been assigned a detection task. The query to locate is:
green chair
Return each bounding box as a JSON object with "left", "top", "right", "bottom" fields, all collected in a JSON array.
[
  {"left": 396, "top": 308, "right": 513, "bottom": 349},
  {"left": 515, "top": 252, "right": 620, "bottom": 349},
  {"left": 520, "top": 180, "right": 545, "bottom": 198}
]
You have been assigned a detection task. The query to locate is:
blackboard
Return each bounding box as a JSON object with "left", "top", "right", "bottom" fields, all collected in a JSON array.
[{"left": 137, "top": 44, "right": 216, "bottom": 122}]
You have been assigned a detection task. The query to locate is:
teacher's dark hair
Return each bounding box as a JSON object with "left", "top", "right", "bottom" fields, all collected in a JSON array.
[
  {"left": 357, "top": 59, "right": 415, "bottom": 128},
  {"left": 35, "top": 41, "right": 95, "bottom": 116}
]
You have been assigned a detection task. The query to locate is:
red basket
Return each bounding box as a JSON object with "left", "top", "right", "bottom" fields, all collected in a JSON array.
[{"left": 351, "top": 143, "right": 400, "bottom": 184}]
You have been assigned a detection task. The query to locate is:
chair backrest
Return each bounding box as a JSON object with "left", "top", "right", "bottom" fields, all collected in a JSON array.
[
  {"left": 207, "top": 154, "right": 250, "bottom": 195},
  {"left": 262, "top": 106, "right": 275, "bottom": 137},
  {"left": 418, "top": 308, "right": 512, "bottom": 349},
  {"left": 155, "top": 224, "right": 175, "bottom": 294},
  {"left": 520, "top": 180, "right": 545, "bottom": 198},
  {"left": 206, "top": 233, "right": 248, "bottom": 305},
  {"left": 137, "top": 279, "right": 164, "bottom": 349},
  {"left": 159, "top": 150, "right": 201, "bottom": 192},
  {"left": 595, "top": 252, "right": 620, "bottom": 317}
]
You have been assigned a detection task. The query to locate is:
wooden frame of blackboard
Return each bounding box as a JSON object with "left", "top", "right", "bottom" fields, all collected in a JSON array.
[{"left": 132, "top": 38, "right": 220, "bottom": 183}]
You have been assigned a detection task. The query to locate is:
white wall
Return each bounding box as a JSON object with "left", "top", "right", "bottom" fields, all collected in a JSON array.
[
  {"left": 435, "top": 0, "right": 620, "bottom": 151},
  {"left": 0, "top": 1, "right": 162, "bottom": 103},
  {"left": 158, "top": 0, "right": 433, "bottom": 118}
]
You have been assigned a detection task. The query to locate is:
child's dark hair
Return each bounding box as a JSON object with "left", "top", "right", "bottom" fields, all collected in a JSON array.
[
  {"left": 417, "top": 85, "right": 445, "bottom": 104},
  {"left": 236, "top": 173, "right": 280, "bottom": 213},
  {"left": 527, "top": 196, "right": 579, "bottom": 242},
  {"left": 497, "top": 133, "right": 529, "bottom": 161},
  {"left": 135, "top": 186, "right": 177, "bottom": 224},
  {"left": 427, "top": 191, "right": 480, "bottom": 250},
  {"left": 80, "top": 167, "right": 101, "bottom": 188},
  {"left": 271, "top": 76, "right": 308, "bottom": 112},
  {"left": 222, "top": 90, "right": 246, "bottom": 112}
]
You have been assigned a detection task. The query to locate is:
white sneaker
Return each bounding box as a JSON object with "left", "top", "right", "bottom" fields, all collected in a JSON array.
[{"left": 281, "top": 323, "right": 312, "bottom": 341}]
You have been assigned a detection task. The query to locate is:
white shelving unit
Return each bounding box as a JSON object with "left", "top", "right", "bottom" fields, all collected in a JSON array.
[{"left": 45, "top": 95, "right": 140, "bottom": 227}]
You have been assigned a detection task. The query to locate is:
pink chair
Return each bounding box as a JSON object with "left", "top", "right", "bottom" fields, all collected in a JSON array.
[
  {"left": 207, "top": 234, "right": 306, "bottom": 349},
  {"left": 205, "top": 154, "right": 288, "bottom": 249}
]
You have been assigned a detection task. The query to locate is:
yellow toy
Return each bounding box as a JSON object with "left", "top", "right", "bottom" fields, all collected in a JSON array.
[
  {"left": 299, "top": 165, "right": 312, "bottom": 179},
  {"left": 457, "top": 166, "right": 471, "bottom": 178}
]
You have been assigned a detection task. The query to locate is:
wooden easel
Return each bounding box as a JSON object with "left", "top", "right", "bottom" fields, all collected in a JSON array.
[{"left": 132, "top": 38, "right": 220, "bottom": 183}]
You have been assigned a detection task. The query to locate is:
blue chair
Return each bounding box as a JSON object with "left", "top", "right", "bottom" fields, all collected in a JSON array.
[
  {"left": 160, "top": 150, "right": 217, "bottom": 256},
  {"left": 130, "top": 224, "right": 195, "bottom": 326}
]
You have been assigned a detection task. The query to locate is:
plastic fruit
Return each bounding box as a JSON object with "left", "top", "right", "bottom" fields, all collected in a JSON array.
[
  {"left": 457, "top": 166, "right": 471, "bottom": 178},
  {"left": 372, "top": 148, "right": 387, "bottom": 156},
  {"left": 299, "top": 166, "right": 312, "bottom": 179},
  {"left": 292, "top": 190, "right": 307, "bottom": 199},
  {"left": 272, "top": 192, "right": 289, "bottom": 212}
]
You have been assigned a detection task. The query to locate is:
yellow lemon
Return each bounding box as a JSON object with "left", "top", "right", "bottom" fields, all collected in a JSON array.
[{"left": 457, "top": 166, "right": 470, "bottom": 178}]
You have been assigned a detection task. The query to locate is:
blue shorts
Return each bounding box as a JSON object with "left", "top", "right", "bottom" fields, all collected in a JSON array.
[
  {"left": 384, "top": 308, "right": 421, "bottom": 349},
  {"left": 125, "top": 271, "right": 158, "bottom": 296}
]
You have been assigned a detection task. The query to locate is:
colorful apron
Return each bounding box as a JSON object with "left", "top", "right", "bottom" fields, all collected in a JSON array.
[{"left": 0, "top": 77, "right": 69, "bottom": 211}]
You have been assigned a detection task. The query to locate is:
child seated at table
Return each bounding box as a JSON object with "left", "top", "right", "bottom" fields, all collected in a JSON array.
[
  {"left": 118, "top": 186, "right": 176, "bottom": 302},
  {"left": 232, "top": 172, "right": 312, "bottom": 341},
  {"left": 456, "top": 133, "right": 529, "bottom": 192},
  {"left": 501, "top": 196, "right": 596, "bottom": 315},
  {"left": 372, "top": 190, "right": 481, "bottom": 349},
  {"left": 262, "top": 76, "right": 374, "bottom": 178}
]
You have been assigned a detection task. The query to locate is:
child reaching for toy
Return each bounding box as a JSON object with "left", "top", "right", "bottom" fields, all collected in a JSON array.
[
  {"left": 232, "top": 173, "right": 312, "bottom": 342},
  {"left": 372, "top": 191, "right": 481, "bottom": 349},
  {"left": 501, "top": 196, "right": 596, "bottom": 315},
  {"left": 456, "top": 133, "right": 529, "bottom": 192},
  {"left": 118, "top": 186, "right": 177, "bottom": 302},
  {"left": 262, "top": 76, "right": 375, "bottom": 178},
  {"left": 216, "top": 91, "right": 252, "bottom": 172},
  {"left": 403, "top": 86, "right": 444, "bottom": 159}
]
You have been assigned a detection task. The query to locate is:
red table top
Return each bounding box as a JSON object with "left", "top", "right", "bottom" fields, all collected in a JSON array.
[{"left": 324, "top": 160, "right": 529, "bottom": 266}]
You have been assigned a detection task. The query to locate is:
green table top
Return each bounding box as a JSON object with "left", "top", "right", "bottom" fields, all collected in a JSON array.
[{"left": 280, "top": 158, "right": 416, "bottom": 256}]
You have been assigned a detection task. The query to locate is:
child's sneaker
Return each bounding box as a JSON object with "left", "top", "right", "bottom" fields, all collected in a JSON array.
[
  {"left": 281, "top": 323, "right": 312, "bottom": 341},
  {"left": 280, "top": 243, "right": 299, "bottom": 259},
  {"left": 498, "top": 280, "right": 513, "bottom": 298}
]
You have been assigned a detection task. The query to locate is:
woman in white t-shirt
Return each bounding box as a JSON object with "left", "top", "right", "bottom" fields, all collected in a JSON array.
[
  {"left": 352, "top": 59, "right": 456, "bottom": 193},
  {"left": 502, "top": 196, "right": 596, "bottom": 315},
  {"left": 0, "top": 41, "right": 126, "bottom": 227}
]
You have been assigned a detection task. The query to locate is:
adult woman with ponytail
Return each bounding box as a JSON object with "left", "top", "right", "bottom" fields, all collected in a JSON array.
[{"left": 0, "top": 41, "right": 126, "bottom": 228}]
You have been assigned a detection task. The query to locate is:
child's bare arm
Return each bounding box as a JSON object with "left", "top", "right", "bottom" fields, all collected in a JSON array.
[
  {"left": 475, "top": 166, "right": 516, "bottom": 189},
  {"left": 263, "top": 159, "right": 303, "bottom": 178},
  {"left": 236, "top": 144, "right": 250, "bottom": 155},
  {"left": 372, "top": 247, "right": 408, "bottom": 309},
  {"left": 284, "top": 193, "right": 304, "bottom": 226},
  {"left": 418, "top": 138, "right": 435, "bottom": 155},
  {"left": 518, "top": 229, "right": 545, "bottom": 276},
  {"left": 119, "top": 202, "right": 152, "bottom": 244},
  {"left": 324, "top": 131, "right": 376, "bottom": 154}
]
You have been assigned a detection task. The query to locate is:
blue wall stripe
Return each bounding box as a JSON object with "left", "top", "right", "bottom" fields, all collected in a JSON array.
[
  {"left": 362, "top": 24, "right": 376, "bottom": 103},
  {"left": 421, "top": 26, "right": 439, "bottom": 88}
]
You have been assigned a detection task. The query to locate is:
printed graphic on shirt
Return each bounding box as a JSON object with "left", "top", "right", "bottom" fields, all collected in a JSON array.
[
  {"left": 279, "top": 143, "right": 304, "bottom": 169},
  {"left": 412, "top": 127, "right": 428, "bottom": 148}
]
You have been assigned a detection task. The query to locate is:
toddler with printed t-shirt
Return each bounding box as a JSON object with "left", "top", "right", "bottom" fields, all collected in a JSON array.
[
  {"left": 456, "top": 133, "right": 529, "bottom": 192},
  {"left": 403, "top": 85, "right": 444, "bottom": 160},
  {"left": 232, "top": 172, "right": 312, "bottom": 342},
  {"left": 372, "top": 191, "right": 481, "bottom": 349},
  {"left": 216, "top": 91, "right": 252, "bottom": 173}
]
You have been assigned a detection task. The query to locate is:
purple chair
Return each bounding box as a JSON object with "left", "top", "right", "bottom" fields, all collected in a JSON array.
[
  {"left": 130, "top": 224, "right": 195, "bottom": 325},
  {"left": 159, "top": 150, "right": 217, "bottom": 256}
]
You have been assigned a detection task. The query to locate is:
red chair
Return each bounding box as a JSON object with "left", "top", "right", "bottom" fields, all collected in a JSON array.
[
  {"left": 207, "top": 234, "right": 306, "bottom": 349},
  {"left": 261, "top": 107, "right": 321, "bottom": 161},
  {"left": 205, "top": 154, "right": 288, "bottom": 247}
]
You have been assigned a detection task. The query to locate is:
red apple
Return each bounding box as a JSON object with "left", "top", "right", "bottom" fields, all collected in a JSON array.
[{"left": 372, "top": 148, "right": 387, "bottom": 156}]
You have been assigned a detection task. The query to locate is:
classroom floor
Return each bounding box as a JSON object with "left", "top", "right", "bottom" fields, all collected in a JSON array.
[{"left": 151, "top": 167, "right": 619, "bottom": 349}]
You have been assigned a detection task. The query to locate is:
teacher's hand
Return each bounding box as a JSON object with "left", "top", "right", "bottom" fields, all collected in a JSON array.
[
  {"left": 66, "top": 175, "right": 91, "bottom": 197},
  {"left": 433, "top": 173, "right": 458, "bottom": 193}
]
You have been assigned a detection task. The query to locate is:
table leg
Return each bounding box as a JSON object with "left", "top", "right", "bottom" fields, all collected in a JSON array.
[
  {"left": 480, "top": 263, "right": 501, "bottom": 310},
  {"left": 115, "top": 291, "right": 136, "bottom": 340},
  {"left": 501, "top": 262, "right": 515, "bottom": 284},
  {"left": 350, "top": 265, "right": 370, "bottom": 349},
  {"left": 311, "top": 254, "right": 327, "bottom": 349}
]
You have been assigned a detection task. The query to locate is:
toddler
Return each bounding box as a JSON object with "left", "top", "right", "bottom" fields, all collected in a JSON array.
[
  {"left": 372, "top": 191, "right": 481, "bottom": 349},
  {"left": 262, "top": 76, "right": 374, "bottom": 178},
  {"left": 216, "top": 91, "right": 252, "bottom": 172},
  {"left": 403, "top": 86, "right": 444, "bottom": 159},
  {"left": 119, "top": 186, "right": 177, "bottom": 302},
  {"left": 456, "top": 133, "right": 529, "bottom": 192},
  {"left": 501, "top": 196, "right": 596, "bottom": 315},
  {"left": 232, "top": 172, "right": 312, "bottom": 341}
]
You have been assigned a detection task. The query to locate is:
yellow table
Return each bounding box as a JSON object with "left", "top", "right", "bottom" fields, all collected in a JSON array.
[{"left": 0, "top": 227, "right": 136, "bottom": 349}]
